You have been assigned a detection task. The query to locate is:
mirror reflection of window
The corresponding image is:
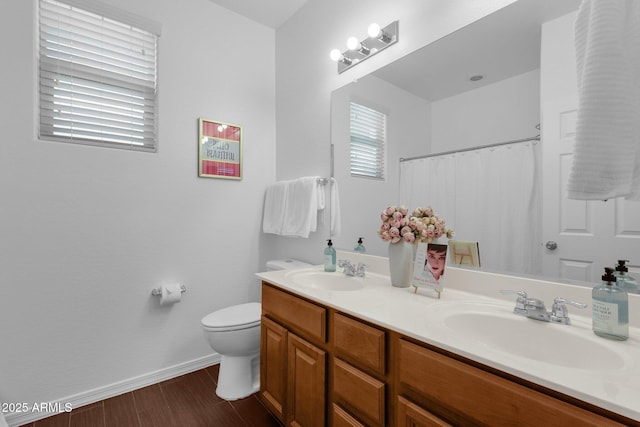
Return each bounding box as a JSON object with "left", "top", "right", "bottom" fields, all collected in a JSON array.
[{"left": 350, "top": 102, "right": 386, "bottom": 179}]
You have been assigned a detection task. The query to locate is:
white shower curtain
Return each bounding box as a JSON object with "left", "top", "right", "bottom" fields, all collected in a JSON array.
[{"left": 400, "top": 141, "right": 540, "bottom": 275}]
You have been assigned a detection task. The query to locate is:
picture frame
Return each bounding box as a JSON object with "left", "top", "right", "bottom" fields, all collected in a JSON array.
[
  {"left": 411, "top": 242, "right": 448, "bottom": 298},
  {"left": 198, "top": 118, "right": 242, "bottom": 179},
  {"left": 448, "top": 240, "right": 481, "bottom": 267}
]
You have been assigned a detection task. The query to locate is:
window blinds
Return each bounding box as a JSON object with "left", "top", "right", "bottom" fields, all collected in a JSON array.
[
  {"left": 38, "top": 0, "right": 159, "bottom": 151},
  {"left": 350, "top": 102, "right": 386, "bottom": 179}
]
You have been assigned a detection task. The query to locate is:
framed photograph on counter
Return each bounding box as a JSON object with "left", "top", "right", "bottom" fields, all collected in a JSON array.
[
  {"left": 411, "top": 242, "right": 448, "bottom": 298},
  {"left": 198, "top": 118, "right": 242, "bottom": 179},
  {"left": 448, "top": 240, "right": 481, "bottom": 267}
]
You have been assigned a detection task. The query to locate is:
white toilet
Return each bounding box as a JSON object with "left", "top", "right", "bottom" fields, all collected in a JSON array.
[{"left": 201, "top": 259, "right": 310, "bottom": 400}]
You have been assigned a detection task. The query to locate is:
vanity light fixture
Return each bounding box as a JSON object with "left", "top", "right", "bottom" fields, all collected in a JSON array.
[{"left": 330, "top": 20, "right": 399, "bottom": 74}]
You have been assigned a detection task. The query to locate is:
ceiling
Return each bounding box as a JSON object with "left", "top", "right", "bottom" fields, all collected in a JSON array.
[
  {"left": 372, "top": 0, "right": 581, "bottom": 101},
  {"left": 207, "top": 0, "right": 308, "bottom": 29}
]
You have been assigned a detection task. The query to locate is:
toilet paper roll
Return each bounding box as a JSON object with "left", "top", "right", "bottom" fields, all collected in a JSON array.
[{"left": 160, "top": 284, "right": 183, "bottom": 306}]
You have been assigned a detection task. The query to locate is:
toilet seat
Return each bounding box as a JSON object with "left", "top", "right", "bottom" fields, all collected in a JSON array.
[{"left": 201, "top": 302, "right": 261, "bottom": 332}]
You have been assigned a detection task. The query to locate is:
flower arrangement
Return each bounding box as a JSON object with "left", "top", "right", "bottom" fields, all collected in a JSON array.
[{"left": 378, "top": 205, "right": 454, "bottom": 244}]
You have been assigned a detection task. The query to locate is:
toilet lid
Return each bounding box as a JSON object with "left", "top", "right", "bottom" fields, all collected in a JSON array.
[{"left": 201, "top": 302, "right": 261, "bottom": 331}]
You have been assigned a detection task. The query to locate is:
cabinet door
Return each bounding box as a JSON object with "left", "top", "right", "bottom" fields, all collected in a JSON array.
[
  {"left": 287, "top": 333, "right": 326, "bottom": 427},
  {"left": 260, "top": 316, "right": 287, "bottom": 422},
  {"left": 396, "top": 396, "right": 452, "bottom": 427}
]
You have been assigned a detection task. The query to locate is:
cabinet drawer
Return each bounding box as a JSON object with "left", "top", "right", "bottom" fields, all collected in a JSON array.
[
  {"left": 262, "top": 283, "right": 327, "bottom": 343},
  {"left": 334, "top": 313, "right": 385, "bottom": 375},
  {"left": 332, "top": 403, "right": 366, "bottom": 427},
  {"left": 333, "top": 358, "right": 385, "bottom": 426},
  {"left": 398, "top": 339, "right": 625, "bottom": 426},
  {"left": 396, "top": 396, "right": 452, "bottom": 427}
]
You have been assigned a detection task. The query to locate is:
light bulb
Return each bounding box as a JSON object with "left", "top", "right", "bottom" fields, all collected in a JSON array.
[
  {"left": 368, "top": 23, "right": 381, "bottom": 38},
  {"left": 330, "top": 48, "right": 342, "bottom": 62},
  {"left": 347, "top": 36, "right": 360, "bottom": 51}
]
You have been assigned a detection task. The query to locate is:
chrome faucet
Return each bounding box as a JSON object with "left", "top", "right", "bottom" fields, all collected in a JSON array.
[
  {"left": 550, "top": 297, "right": 588, "bottom": 325},
  {"left": 338, "top": 260, "right": 366, "bottom": 277},
  {"left": 500, "top": 290, "right": 586, "bottom": 325},
  {"left": 355, "top": 262, "right": 366, "bottom": 277}
]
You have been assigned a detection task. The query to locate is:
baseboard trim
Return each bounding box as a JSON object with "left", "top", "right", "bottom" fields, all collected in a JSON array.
[{"left": 5, "top": 353, "right": 221, "bottom": 427}]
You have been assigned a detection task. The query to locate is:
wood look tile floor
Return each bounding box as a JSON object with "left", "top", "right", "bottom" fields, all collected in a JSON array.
[{"left": 20, "top": 365, "right": 281, "bottom": 427}]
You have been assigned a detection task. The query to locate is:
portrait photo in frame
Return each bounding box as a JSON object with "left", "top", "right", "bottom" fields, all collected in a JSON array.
[
  {"left": 198, "top": 118, "right": 242, "bottom": 179},
  {"left": 411, "top": 242, "right": 448, "bottom": 298}
]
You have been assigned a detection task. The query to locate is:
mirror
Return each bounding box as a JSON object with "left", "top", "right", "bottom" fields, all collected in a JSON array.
[{"left": 330, "top": 0, "right": 640, "bottom": 289}]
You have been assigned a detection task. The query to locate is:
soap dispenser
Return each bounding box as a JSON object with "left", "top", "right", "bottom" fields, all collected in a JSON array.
[
  {"left": 592, "top": 267, "right": 629, "bottom": 341},
  {"left": 614, "top": 260, "right": 638, "bottom": 293},
  {"left": 324, "top": 239, "right": 336, "bottom": 272},
  {"left": 354, "top": 237, "right": 366, "bottom": 253}
]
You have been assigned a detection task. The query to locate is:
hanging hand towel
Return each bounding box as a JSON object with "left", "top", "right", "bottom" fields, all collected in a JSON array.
[
  {"left": 262, "top": 180, "right": 290, "bottom": 234},
  {"left": 567, "top": 0, "right": 640, "bottom": 200},
  {"left": 282, "top": 176, "right": 320, "bottom": 238}
]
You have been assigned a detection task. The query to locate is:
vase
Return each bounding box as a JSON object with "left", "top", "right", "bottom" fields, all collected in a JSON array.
[{"left": 388, "top": 241, "right": 415, "bottom": 288}]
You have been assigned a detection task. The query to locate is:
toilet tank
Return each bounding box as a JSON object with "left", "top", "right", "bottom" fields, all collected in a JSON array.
[{"left": 266, "top": 259, "right": 311, "bottom": 271}]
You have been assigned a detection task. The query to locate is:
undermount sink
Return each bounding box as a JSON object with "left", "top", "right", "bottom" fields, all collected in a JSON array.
[
  {"left": 284, "top": 269, "right": 388, "bottom": 291},
  {"left": 425, "top": 301, "right": 629, "bottom": 371}
]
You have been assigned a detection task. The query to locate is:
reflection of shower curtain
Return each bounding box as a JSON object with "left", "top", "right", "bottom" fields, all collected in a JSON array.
[{"left": 400, "top": 142, "right": 540, "bottom": 275}]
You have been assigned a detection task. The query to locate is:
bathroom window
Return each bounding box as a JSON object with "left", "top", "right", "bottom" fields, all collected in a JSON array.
[
  {"left": 38, "top": 0, "right": 161, "bottom": 152},
  {"left": 350, "top": 102, "right": 386, "bottom": 179}
]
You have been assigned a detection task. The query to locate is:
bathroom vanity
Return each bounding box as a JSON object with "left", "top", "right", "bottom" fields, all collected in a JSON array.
[{"left": 256, "top": 252, "right": 640, "bottom": 426}]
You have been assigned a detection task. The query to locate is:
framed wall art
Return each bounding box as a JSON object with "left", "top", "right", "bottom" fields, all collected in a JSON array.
[{"left": 198, "top": 118, "right": 242, "bottom": 179}]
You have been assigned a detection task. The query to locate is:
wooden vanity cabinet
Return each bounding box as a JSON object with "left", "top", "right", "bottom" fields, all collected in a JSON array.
[
  {"left": 396, "top": 338, "right": 630, "bottom": 426},
  {"left": 261, "top": 281, "right": 636, "bottom": 427},
  {"left": 261, "top": 283, "right": 327, "bottom": 427}
]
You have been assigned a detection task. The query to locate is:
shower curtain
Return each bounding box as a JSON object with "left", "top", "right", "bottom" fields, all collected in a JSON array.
[{"left": 399, "top": 141, "right": 540, "bottom": 275}]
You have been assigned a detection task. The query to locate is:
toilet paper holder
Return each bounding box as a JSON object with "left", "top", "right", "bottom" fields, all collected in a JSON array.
[{"left": 151, "top": 285, "right": 187, "bottom": 296}]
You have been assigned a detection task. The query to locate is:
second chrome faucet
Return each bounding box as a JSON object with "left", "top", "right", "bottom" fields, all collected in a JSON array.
[{"left": 500, "top": 290, "right": 587, "bottom": 325}]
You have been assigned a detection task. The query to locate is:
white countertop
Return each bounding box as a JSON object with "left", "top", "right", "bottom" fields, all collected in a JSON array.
[{"left": 257, "top": 251, "right": 640, "bottom": 423}]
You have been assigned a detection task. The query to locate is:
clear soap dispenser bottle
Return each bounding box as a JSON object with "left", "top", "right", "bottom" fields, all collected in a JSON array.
[
  {"left": 614, "top": 260, "right": 638, "bottom": 293},
  {"left": 592, "top": 267, "right": 629, "bottom": 341},
  {"left": 354, "top": 237, "right": 366, "bottom": 253},
  {"left": 324, "top": 239, "right": 336, "bottom": 272}
]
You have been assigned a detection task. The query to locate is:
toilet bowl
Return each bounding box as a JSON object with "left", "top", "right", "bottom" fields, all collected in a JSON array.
[
  {"left": 201, "top": 302, "right": 261, "bottom": 400},
  {"left": 201, "top": 259, "right": 310, "bottom": 400}
]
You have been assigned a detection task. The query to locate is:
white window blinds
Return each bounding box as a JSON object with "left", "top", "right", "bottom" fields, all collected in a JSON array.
[
  {"left": 350, "top": 102, "right": 386, "bottom": 179},
  {"left": 39, "top": 0, "right": 159, "bottom": 151}
]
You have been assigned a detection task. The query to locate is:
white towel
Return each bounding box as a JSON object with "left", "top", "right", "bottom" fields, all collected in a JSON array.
[
  {"left": 567, "top": 0, "right": 640, "bottom": 200},
  {"left": 282, "top": 176, "right": 320, "bottom": 237},
  {"left": 330, "top": 177, "right": 341, "bottom": 237},
  {"left": 262, "top": 180, "right": 289, "bottom": 234}
]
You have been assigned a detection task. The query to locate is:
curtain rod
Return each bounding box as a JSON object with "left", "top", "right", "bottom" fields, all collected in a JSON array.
[{"left": 399, "top": 135, "right": 540, "bottom": 163}]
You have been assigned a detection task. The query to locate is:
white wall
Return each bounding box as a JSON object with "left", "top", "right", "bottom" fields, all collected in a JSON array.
[
  {"left": 0, "top": 0, "right": 275, "bottom": 414},
  {"left": 431, "top": 69, "right": 541, "bottom": 153},
  {"left": 271, "top": 0, "right": 519, "bottom": 263},
  {"left": 331, "top": 76, "right": 432, "bottom": 255}
]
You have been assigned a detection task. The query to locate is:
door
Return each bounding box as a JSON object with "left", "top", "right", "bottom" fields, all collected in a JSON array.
[
  {"left": 287, "top": 333, "right": 326, "bottom": 427},
  {"left": 260, "top": 316, "right": 287, "bottom": 422},
  {"left": 541, "top": 96, "right": 640, "bottom": 283}
]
